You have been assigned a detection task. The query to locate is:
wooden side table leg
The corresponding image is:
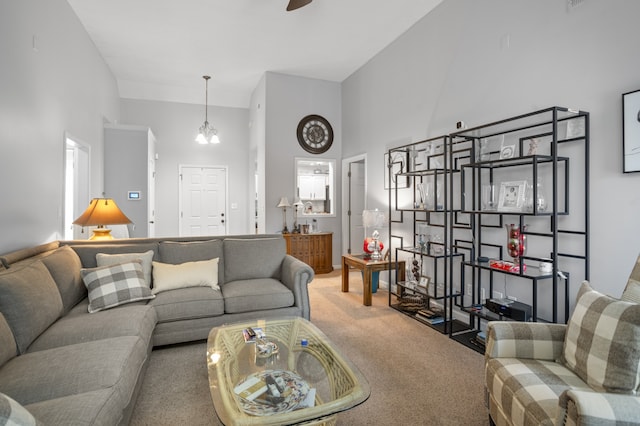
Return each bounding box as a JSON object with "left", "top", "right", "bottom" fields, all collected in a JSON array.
[
  {"left": 363, "top": 267, "right": 373, "bottom": 306},
  {"left": 341, "top": 257, "right": 349, "bottom": 293}
]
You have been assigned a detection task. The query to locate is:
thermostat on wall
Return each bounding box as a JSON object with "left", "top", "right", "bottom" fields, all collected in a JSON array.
[{"left": 128, "top": 191, "right": 141, "bottom": 200}]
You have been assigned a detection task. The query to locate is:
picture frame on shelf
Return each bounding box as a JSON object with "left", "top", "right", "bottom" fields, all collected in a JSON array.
[
  {"left": 622, "top": 89, "right": 640, "bottom": 173},
  {"left": 499, "top": 140, "right": 516, "bottom": 159},
  {"left": 497, "top": 180, "right": 527, "bottom": 212},
  {"left": 384, "top": 151, "right": 409, "bottom": 189},
  {"left": 418, "top": 276, "right": 431, "bottom": 288}
]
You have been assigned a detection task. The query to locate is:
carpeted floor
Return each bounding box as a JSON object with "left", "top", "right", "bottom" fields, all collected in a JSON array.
[{"left": 130, "top": 270, "right": 486, "bottom": 425}]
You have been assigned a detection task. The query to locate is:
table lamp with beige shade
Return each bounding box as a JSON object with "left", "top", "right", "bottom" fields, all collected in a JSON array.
[{"left": 73, "top": 198, "right": 132, "bottom": 240}]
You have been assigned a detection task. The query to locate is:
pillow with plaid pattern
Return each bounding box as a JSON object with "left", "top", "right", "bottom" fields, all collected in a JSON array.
[
  {"left": 560, "top": 281, "right": 640, "bottom": 394},
  {"left": 622, "top": 281, "right": 640, "bottom": 304},
  {"left": 81, "top": 260, "right": 155, "bottom": 313}
]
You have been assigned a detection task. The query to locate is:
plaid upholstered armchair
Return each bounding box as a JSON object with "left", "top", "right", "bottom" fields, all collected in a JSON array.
[{"left": 484, "top": 258, "right": 640, "bottom": 426}]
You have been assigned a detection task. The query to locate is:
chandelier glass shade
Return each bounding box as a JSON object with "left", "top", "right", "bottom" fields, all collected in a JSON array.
[{"left": 196, "top": 75, "right": 220, "bottom": 144}]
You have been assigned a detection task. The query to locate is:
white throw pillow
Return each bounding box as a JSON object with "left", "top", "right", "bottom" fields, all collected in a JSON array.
[
  {"left": 96, "top": 250, "right": 154, "bottom": 287},
  {"left": 152, "top": 258, "right": 219, "bottom": 294}
]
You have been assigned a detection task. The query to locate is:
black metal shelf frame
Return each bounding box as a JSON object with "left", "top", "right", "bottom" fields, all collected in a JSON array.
[{"left": 386, "top": 107, "right": 589, "bottom": 353}]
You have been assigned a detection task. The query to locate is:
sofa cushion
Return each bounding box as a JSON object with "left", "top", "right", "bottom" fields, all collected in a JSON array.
[
  {"left": 28, "top": 303, "right": 156, "bottom": 352},
  {"left": 81, "top": 260, "right": 155, "bottom": 313},
  {"left": 222, "top": 278, "right": 294, "bottom": 314},
  {"left": 97, "top": 250, "right": 154, "bottom": 287},
  {"left": 41, "top": 245, "right": 86, "bottom": 313},
  {"left": 70, "top": 243, "right": 158, "bottom": 268},
  {"left": 158, "top": 239, "right": 224, "bottom": 284},
  {"left": 561, "top": 281, "right": 640, "bottom": 394},
  {"left": 150, "top": 286, "right": 224, "bottom": 323},
  {"left": 0, "top": 313, "right": 17, "bottom": 368},
  {"left": 485, "top": 357, "right": 590, "bottom": 426},
  {"left": 151, "top": 258, "right": 219, "bottom": 294},
  {"left": 223, "top": 238, "right": 285, "bottom": 283},
  {"left": 0, "top": 336, "right": 147, "bottom": 406},
  {"left": 0, "top": 392, "right": 41, "bottom": 426},
  {"left": 0, "top": 261, "right": 63, "bottom": 354},
  {"left": 25, "top": 388, "right": 122, "bottom": 426}
]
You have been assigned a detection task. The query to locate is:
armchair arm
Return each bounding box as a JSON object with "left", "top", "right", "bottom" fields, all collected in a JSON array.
[
  {"left": 556, "top": 389, "right": 640, "bottom": 426},
  {"left": 485, "top": 321, "right": 567, "bottom": 361},
  {"left": 280, "top": 255, "right": 315, "bottom": 320}
]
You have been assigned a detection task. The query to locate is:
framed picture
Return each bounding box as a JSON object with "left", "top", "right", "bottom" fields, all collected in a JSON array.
[
  {"left": 384, "top": 151, "right": 409, "bottom": 189},
  {"left": 497, "top": 180, "right": 527, "bottom": 212},
  {"left": 418, "top": 276, "right": 431, "bottom": 288},
  {"left": 623, "top": 89, "right": 640, "bottom": 173},
  {"left": 499, "top": 141, "right": 516, "bottom": 159}
]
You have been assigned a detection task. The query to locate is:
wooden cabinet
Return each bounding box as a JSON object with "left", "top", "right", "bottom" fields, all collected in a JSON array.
[{"left": 283, "top": 232, "right": 333, "bottom": 274}]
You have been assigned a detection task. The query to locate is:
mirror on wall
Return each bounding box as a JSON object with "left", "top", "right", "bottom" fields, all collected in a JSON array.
[{"left": 295, "top": 158, "right": 335, "bottom": 217}]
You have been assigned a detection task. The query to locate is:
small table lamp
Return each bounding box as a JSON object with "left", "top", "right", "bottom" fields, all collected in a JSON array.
[
  {"left": 277, "top": 197, "right": 291, "bottom": 234},
  {"left": 363, "top": 209, "right": 389, "bottom": 260},
  {"left": 73, "top": 198, "right": 132, "bottom": 240},
  {"left": 292, "top": 198, "right": 304, "bottom": 233}
]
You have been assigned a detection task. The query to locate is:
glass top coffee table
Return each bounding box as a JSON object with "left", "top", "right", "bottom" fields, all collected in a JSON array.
[{"left": 207, "top": 317, "right": 370, "bottom": 425}]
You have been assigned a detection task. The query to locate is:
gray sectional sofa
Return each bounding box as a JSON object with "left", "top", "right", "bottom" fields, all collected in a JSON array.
[{"left": 0, "top": 234, "right": 314, "bottom": 425}]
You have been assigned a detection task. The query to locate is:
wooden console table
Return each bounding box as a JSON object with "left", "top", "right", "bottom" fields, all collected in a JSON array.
[
  {"left": 341, "top": 254, "right": 406, "bottom": 306},
  {"left": 283, "top": 232, "right": 333, "bottom": 274}
]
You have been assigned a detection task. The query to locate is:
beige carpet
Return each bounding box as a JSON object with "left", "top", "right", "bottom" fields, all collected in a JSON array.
[{"left": 130, "top": 270, "right": 486, "bottom": 425}]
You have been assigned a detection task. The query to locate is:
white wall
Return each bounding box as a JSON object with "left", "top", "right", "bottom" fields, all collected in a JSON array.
[
  {"left": 120, "top": 99, "right": 251, "bottom": 236},
  {"left": 264, "top": 72, "right": 342, "bottom": 265},
  {"left": 342, "top": 0, "right": 640, "bottom": 299},
  {"left": 0, "top": 0, "right": 120, "bottom": 254}
]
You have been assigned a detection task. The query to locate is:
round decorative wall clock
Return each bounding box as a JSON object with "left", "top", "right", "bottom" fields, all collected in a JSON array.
[{"left": 296, "top": 114, "right": 334, "bottom": 154}]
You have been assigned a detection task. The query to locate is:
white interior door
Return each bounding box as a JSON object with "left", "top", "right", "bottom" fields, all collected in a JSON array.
[
  {"left": 147, "top": 156, "right": 156, "bottom": 237},
  {"left": 180, "top": 166, "right": 227, "bottom": 236},
  {"left": 63, "top": 135, "right": 90, "bottom": 240},
  {"left": 349, "top": 160, "right": 366, "bottom": 253},
  {"left": 342, "top": 154, "right": 367, "bottom": 255}
]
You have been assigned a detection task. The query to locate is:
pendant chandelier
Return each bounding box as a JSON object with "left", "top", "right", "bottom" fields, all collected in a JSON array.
[{"left": 195, "top": 75, "right": 220, "bottom": 144}]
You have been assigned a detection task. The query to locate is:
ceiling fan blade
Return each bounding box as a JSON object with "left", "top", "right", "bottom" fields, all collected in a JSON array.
[{"left": 287, "top": 0, "right": 312, "bottom": 11}]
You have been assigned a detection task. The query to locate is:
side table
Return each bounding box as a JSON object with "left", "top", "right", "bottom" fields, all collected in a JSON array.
[{"left": 341, "top": 254, "right": 406, "bottom": 306}]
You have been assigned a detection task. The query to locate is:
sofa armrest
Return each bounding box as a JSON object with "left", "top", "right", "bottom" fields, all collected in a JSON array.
[
  {"left": 280, "top": 255, "right": 314, "bottom": 320},
  {"left": 557, "top": 389, "right": 640, "bottom": 426},
  {"left": 485, "top": 321, "right": 567, "bottom": 361}
]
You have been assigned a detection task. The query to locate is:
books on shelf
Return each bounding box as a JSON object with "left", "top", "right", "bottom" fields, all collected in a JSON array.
[
  {"left": 473, "top": 330, "right": 486, "bottom": 348},
  {"left": 415, "top": 309, "right": 444, "bottom": 324}
]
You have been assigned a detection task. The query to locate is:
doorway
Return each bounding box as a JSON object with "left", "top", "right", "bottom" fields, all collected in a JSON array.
[
  {"left": 179, "top": 165, "right": 228, "bottom": 236},
  {"left": 63, "top": 134, "right": 91, "bottom": 240},
  {"left": 341, "top": 154, "right": 367, "bottom": 254}
]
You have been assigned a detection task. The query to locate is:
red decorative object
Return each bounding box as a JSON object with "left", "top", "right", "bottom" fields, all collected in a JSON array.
[
  {"left": 505, "top": 224, "right": 527, "bottom": 264},
  {"left": 489, "top": 259, "right": 527, "bottom": 273},
  {"left": 363, "top": 238, "right": 384, "bottom": 254}
]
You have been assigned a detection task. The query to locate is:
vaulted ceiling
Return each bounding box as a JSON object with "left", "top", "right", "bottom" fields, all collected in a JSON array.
[{"left": 67, "top": 0, "right": 443, "bottom": 108}]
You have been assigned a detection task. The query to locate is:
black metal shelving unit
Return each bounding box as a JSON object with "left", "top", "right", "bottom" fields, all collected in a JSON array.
[
  {"left": 385, "top": 107, "right": 589, "bottom": 352},
  {"left": 448, "top": 106, "right": 590, "bottom": 353},
  {"left": 387, "top": 136, "right": 467, "bottom": 334}
]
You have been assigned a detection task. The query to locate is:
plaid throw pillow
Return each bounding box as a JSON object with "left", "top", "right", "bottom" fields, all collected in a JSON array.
[
  {"left": 622, "top": 253, "right": 640, "bottom": 304},
  {"left": 561, "top": 281, "right": 640, "bottom": 394},
  {"left": 81, "top": 260, "right": 155, "bottom": 313}
]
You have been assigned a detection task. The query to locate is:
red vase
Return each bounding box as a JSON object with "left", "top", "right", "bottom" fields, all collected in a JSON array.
[{"left": 505, "top": 224, "right": 526, "bottom": 264}]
